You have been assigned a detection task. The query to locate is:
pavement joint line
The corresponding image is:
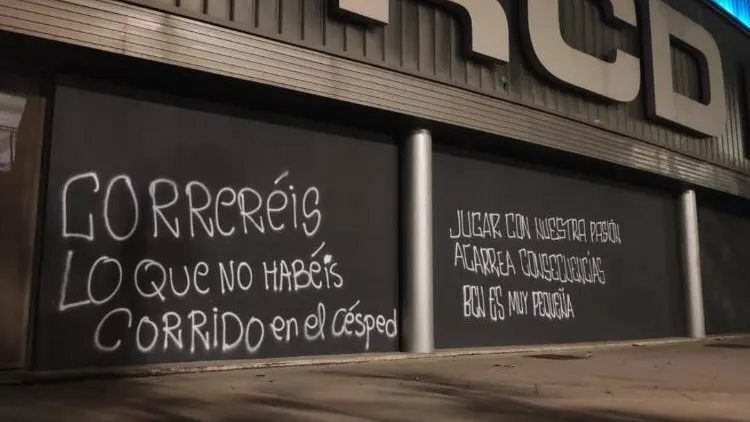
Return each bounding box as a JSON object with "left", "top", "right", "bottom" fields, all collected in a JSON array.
[
  {"left": 2, "top": 334, "right": 747, "bottom": 386},
  {"left": 681, "top": 392, "right": 696, "bottom": 401}
]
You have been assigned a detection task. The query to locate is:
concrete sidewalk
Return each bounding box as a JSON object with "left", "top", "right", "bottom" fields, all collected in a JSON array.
[{"left": 1, "top": 337, "right": 749, "bottom": 422}]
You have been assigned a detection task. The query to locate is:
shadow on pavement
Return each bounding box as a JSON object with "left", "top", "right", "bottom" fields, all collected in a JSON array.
[{"left": 0, "top": 367, "right": 741, "bottom": 422}]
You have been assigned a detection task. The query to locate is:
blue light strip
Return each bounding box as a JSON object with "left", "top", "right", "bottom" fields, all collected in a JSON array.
[{"left": 709, "top": 0, "right": 750, "bottom": 29}]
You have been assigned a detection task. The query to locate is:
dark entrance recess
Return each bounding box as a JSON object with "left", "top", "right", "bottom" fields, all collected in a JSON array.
[
  {"left": 698, "top": 194, "right": 750, "bottom": 335},
  {"left": 433, "top": 147, "right": 685, "bottom": 349},
  {"left": 0, "top": 70, "right": 46, "bottom": 370},
  {"left": 33, "top": 78, "right": 399, "bottom": 371}
]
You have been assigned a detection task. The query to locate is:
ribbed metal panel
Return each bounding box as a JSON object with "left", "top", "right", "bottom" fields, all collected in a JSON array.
[
  {"left": 2, "top": 0, "right": 750, "bottom": 199},
  {"left": 111, "top": 0, "right": 750, "bottom": 175},
  {"left": 128, "top": 0, "right": 509, "bottom": 94},
  {"left": 665, "top": 0, "right": 749, "bottom": 172}
]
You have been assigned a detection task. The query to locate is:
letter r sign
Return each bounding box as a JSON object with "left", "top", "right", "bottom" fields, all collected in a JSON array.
[{"left": 335, "top": 0, "right": 510, "bottom": 63}]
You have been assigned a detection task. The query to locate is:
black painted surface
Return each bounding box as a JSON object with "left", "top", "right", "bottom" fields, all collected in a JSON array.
[
  {"left": 699, "top": 197, "right": 750, "bottom": 334},
  {"left": 34, "top": 79, "right": 399, "bottom": 371},
  {"left": 433, "top": 148, "right": 685, "bottom": 349}
]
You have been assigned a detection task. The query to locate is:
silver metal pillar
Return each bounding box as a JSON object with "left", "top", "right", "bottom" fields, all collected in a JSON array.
[
  {"left": 403, "top": 128, "right": 434, "bottom": 353},
  {"left": 680, "top": 189, "right": 706, "bottom": 339}
]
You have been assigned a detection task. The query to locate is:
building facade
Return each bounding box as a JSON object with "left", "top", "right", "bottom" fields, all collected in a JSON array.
[{"left": 0, "top": 0, "right": 749, "bottom": 374}]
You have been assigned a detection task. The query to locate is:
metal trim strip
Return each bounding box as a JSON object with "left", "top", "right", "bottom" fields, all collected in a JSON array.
[{"left": 2, "top": 0, "right": 750, "bottom": 197}]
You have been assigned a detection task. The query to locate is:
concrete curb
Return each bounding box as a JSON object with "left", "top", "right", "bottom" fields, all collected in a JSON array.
[{"left": 2, "top": 334, "right": 747, "bottom": 386}]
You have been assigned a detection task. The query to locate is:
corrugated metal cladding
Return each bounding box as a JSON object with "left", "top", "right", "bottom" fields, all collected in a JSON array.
[
  {"left": 122, "top": 0, "right": 750, "bottom": 174},
  {"left": 5, "top": 0, "right": 750, "bottom": 198}
]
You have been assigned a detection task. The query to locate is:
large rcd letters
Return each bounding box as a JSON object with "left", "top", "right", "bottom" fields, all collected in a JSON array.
[{"left": 336, "top": 0, "right": 727, "bottom": 138}]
